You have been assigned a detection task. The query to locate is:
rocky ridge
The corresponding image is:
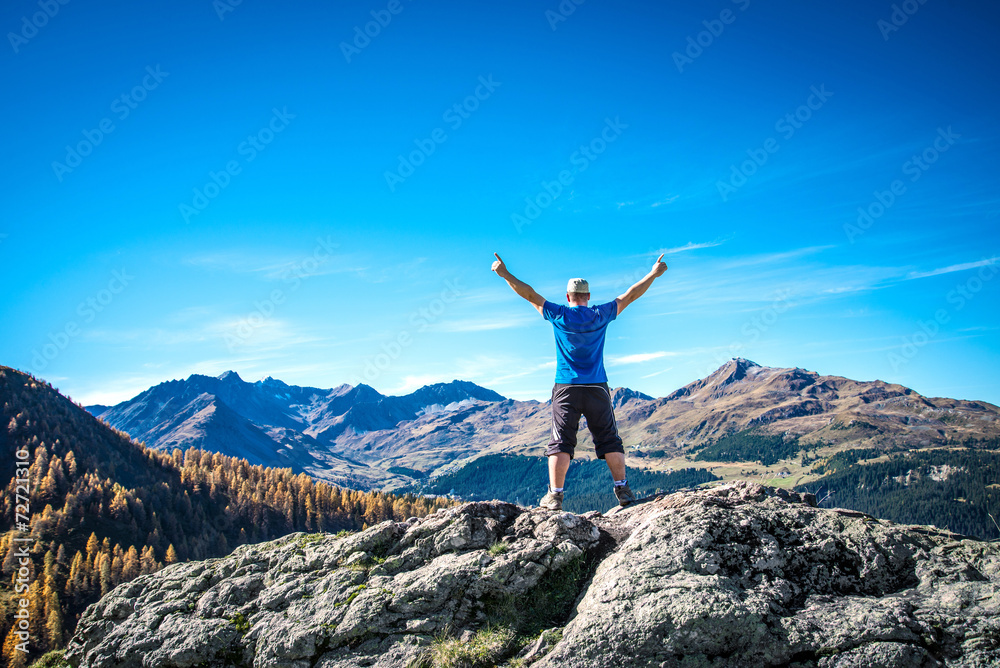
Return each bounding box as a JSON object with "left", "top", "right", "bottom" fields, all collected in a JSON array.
[{"left": 66, "top": 482, "right": 1000, "bottom": 667}]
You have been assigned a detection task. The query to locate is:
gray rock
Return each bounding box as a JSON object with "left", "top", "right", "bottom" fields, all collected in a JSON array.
[
  {"left": 537, "top": 483, "right": 1000, "bottom": 667},
  {"left": 65, "top": 483, "right": 1000, "bottom": 667}
]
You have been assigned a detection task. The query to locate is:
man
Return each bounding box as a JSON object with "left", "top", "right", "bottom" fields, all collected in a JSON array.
[{"left": 491, "top": 252, "right": 668, "bottom": 510}]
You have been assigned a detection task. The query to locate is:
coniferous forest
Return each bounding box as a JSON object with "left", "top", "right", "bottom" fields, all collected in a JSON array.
[
  {"left": 692, "top": 429, "right": 802, "bottom": 467},
  {"left": 0, "top": 368, "right": 452, "bottom": 667},
  {"left": 797, "top": 446, "right": 1000, "bottom": 540}
]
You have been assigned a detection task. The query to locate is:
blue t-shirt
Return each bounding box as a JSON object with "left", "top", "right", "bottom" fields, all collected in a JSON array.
[{"left": 542, "top": 300, "right": 618, "bottom": 384}]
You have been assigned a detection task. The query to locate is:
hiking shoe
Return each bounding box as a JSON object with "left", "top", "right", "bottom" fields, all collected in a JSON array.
[
  {"left": 614, "top": 483, "right": 637, "bottom": 507},
  {"left": 539, "top": 489, "right": 563, "bottom": 511}
]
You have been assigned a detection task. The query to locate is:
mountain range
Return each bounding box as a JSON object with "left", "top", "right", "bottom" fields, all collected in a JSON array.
[
  {"left": 87, "top": 359, "right": 1000, "bottom": 491},
  {"left": 87, "top": 373, "right": 503, "bottom": 490}
]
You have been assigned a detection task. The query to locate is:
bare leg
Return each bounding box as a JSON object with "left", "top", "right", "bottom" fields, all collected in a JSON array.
[
  {"left": 548, "top": 452, "right": 571, "bottom": 489},
  {"left": 604, "top": 452, "right": 627, "bottom": 481}
]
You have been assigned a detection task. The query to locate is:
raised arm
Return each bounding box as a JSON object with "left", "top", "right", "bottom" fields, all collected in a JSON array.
[
  {"left": 616, "top": 253, "right": 668, "bottom": 315},
  {"left": 491, "top": 253, "right": 545, "bottom": 315}
]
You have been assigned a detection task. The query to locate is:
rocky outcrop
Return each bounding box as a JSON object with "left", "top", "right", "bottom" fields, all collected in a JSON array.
[{"left": 66, "top": 482, "right": 1000, "bottom": 667}]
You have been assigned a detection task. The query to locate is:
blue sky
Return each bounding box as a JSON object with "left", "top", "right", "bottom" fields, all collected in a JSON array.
[{"left": 2, "top": 0, "right": 998, "bottom": 406}]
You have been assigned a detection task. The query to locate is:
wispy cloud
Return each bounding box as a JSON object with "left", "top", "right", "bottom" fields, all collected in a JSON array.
[
  {"left": 84, "top": 327, "right": 211, "bottom": 346},
  {"left": 658, "top": 240, "right": 725, "bottom": 255},
  {"left": 352, "top": 256, "right": 432, "bottom": 284},
  {"left": 820, "top": 286, "right": 872, "bottom": 295},
  {"left": 650, "top": 195, "right": 679, "bottom": 207},
  {"left": 629, "top": 246, "right": 940, "bottom": 315},
  {"left": 84, "top": 318, "right": 327, "bottom": 354},
  {"left": 485, "top": 360, "right": 556, "bottom": 385},
  {"left": 62, "top": 356, "right": 301, "bottom": 406},
  {"left": 430, "top": 314, "right": 540, "bottom": 333},
  {"left": 167, "top": 306, "right": 218, "bottom": 323},
  {"left": 800, "top": 333, "right": 987, "bottom": 359},
  {"left": 719, "top": 245, "right": 835, "bottom": 269},
  {"left": 905, "top": 257, "right": 998, "bottom": 280},
  {"left": 455, "top": 286, "right": 528, "bottom": 307},
  {"left": 616, "top": 193, "right": 681, "bottom": 210},
  {"left": 608, "top": 351, "right": 676, "bottom": 365},
  {"left": 622, "top": 240, "right": 726, "bottom": 261},
  {"left": 183, "top": 248, "right": 368, "bottom": 280},
  {"left": 183, "top": 252, "right": 266, "bottom": 272},
  {"left": 956, "top": 325, "right": 1000, "bottom": 333},
  {"left": 257, "top": 260, "right": 363, "bottom": 281}
]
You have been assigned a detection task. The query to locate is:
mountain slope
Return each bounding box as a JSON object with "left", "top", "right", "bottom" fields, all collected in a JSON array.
[
  {"left": 645, "top": 357, "right": 999, "bottom": 448},
  {"left": 0, "top": 366, "right": 452, "bottom": 665}
]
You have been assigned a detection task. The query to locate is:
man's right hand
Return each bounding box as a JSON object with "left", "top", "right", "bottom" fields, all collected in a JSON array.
[
  {"left": 491, "top": 252, "right": 508, "bottom": 277},
  {"left": 617, "top": 252, "right": 668, "bottom": 315}
]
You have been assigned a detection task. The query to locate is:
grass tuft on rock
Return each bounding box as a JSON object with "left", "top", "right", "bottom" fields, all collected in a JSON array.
[
  {"left": 487, "top": 541, "right": 509, "bottom": 556},
  {"left": 408, "top": 625, "right": 518, "bottom": 668},
  {"left": 27, "top": 651, "right": 71, "bottom": 668}
]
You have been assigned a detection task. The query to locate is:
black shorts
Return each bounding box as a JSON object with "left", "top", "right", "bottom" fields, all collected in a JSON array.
[{"left": 546, "top": 382, "right": 625, "bottom": 460}]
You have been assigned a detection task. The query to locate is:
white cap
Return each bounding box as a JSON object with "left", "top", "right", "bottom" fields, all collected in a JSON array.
[{"left": 566, "top": 278, "right": 590, "bottom": 294}]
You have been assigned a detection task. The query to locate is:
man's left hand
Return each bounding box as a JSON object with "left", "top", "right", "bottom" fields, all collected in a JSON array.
[{"left": 652, "top": 253, "right": 668, "bottom": 277}]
